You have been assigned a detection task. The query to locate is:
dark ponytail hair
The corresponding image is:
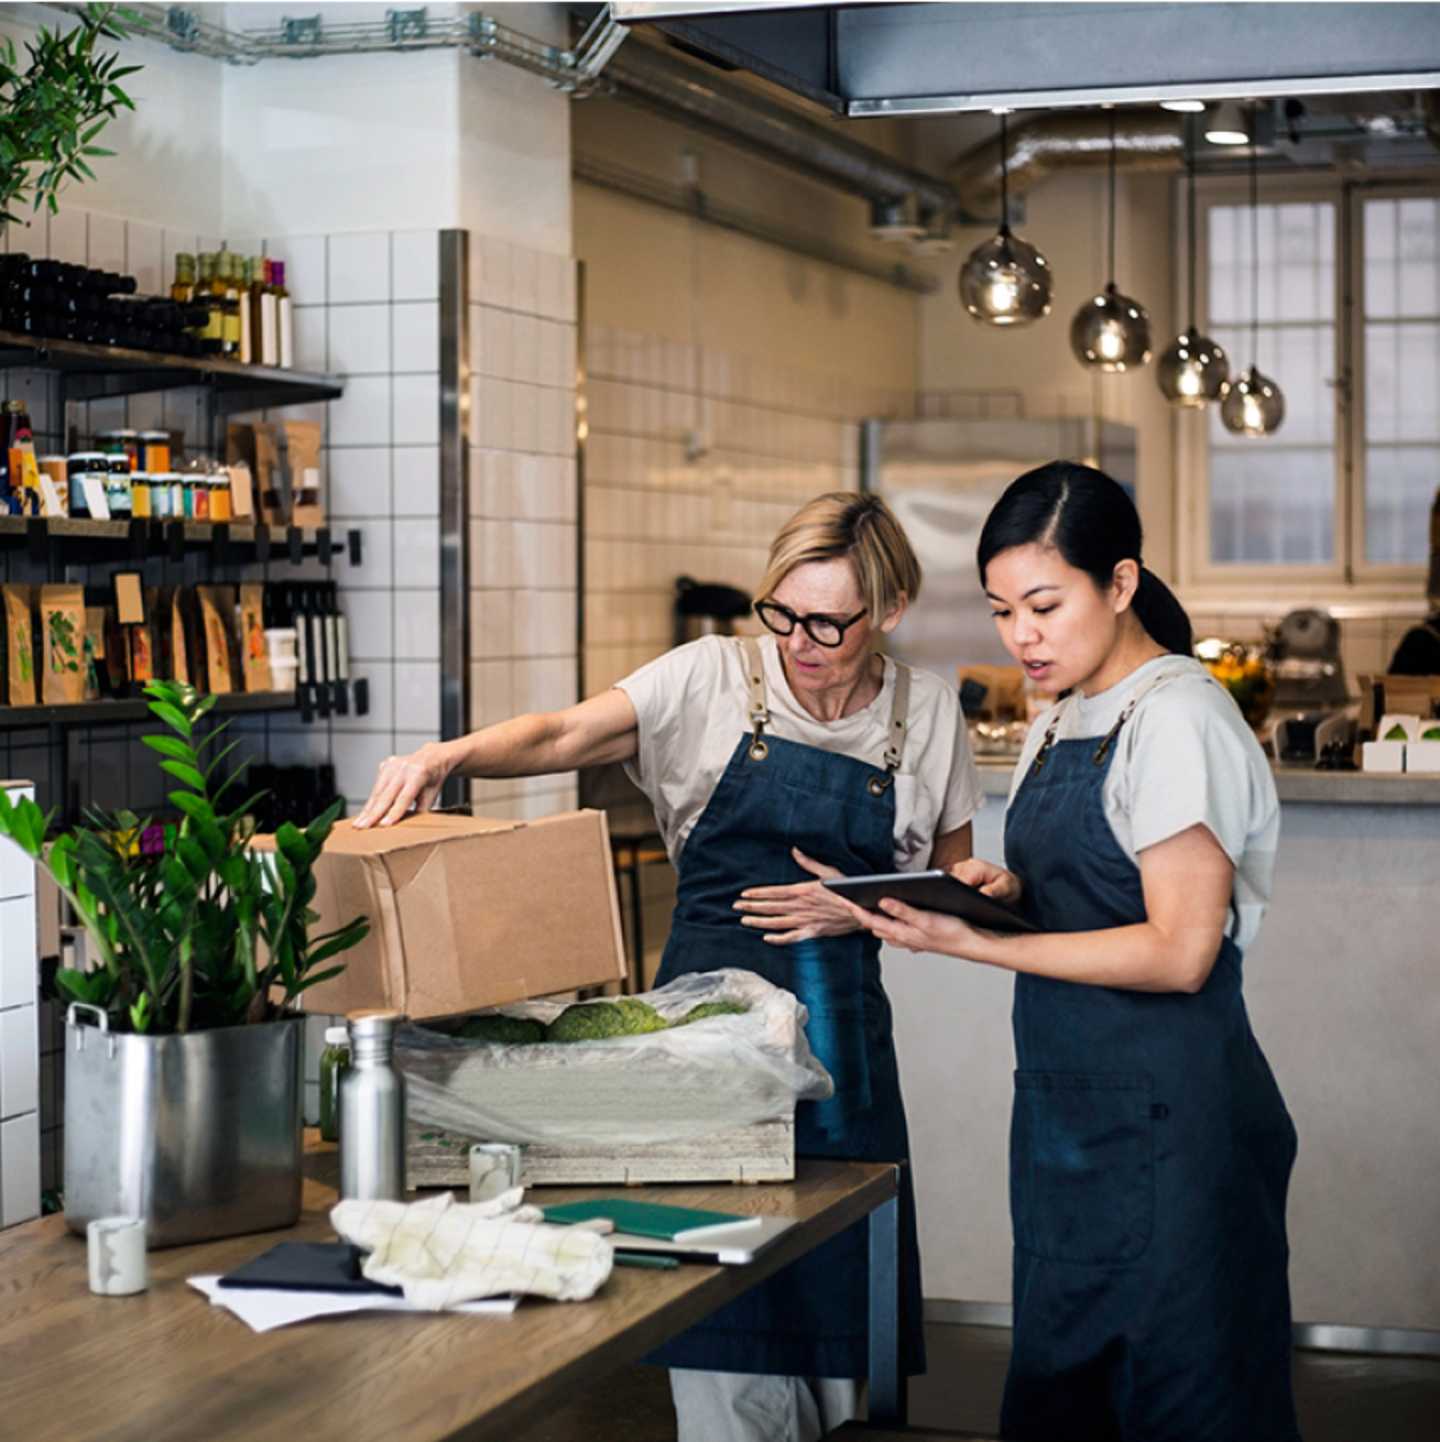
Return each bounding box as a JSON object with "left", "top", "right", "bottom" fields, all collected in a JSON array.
[{"left": 976, "top": 461, "right": 1193, "bottom": 656}]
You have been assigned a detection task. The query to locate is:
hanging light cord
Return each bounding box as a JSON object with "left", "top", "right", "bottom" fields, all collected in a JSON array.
[
  {"left": 1249, "top": 103, "right": 1260, "bottom": 367},
  {"left": 1186, "top": 114, "right": 1198, "bottom": 327},
  {"left": 1107, "top": 107, "right": 1117, "bottom": 288},
  {"left": 999, "top": 109, "right": 1010, "bottom": 235}
]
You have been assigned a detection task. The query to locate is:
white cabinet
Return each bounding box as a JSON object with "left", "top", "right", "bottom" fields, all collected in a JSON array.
[{"left": 0, "top": 782, "right": 38, "bottom": 1230}]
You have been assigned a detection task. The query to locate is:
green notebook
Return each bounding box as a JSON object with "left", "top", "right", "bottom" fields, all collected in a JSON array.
[{"left": 541, "top": 1198, "right": 763, "bottom": 1243}]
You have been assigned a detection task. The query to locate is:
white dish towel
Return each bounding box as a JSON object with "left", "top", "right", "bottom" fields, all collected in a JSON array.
[{"left": 331, "top": 1189, "right": 614, "bottom": 1311}]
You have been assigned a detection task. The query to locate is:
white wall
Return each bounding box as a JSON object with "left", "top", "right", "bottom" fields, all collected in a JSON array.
[{"left": 0, "top": 3, "right": 223, "bottom": 236}]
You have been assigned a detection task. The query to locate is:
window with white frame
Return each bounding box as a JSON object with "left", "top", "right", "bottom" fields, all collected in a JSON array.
[{"left": 1193, "top": 181, "right": 1436, "bottom": 585}]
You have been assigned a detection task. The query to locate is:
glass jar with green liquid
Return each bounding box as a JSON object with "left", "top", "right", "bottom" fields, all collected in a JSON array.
[{"left": 319, "top": 1025, "right": 351, "bottom": 1142}]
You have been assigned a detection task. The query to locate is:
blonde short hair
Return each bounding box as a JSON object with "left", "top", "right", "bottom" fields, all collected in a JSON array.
[{"left": 757, "top": 492, "right": 921, "bottom": 620}]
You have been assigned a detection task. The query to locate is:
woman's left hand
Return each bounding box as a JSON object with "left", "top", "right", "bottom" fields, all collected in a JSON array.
[
  {"left": 832, "top": 893, "right": 1000, "bottom": 963},
  {"left": 734, "top": 848, "right": 861, "bottom": 945}
]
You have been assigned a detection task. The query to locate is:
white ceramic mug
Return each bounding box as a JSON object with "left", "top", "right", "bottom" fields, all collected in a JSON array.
[
  {"left": 87, "top": 1216, "right": 148, "bottom": 1296},
  {"left": 468, "top": 1143, "right": 523, "bottom": 1204}
]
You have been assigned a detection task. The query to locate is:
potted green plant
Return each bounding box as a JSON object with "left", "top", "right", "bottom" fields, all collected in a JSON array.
[{"left": 0, "top": 681, "right": 368, "bottom": 1246}]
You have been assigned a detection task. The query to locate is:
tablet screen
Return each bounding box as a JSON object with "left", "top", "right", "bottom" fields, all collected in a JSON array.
[{"left": 823, "top": 870, "right": 1039, "bottom": 934}]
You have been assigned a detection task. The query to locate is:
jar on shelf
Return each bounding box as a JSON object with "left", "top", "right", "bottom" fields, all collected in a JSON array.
[
  {"left": 130, "top": 472, "right": 152, "bottom": 519},
  {"left": 208, "top": 471, "right": 232, "bottom": 523},
  {"left": 104, "top": 470, "right": 133, "bottom": 519},
  {"left": 191, "top": 470, "right": 210, "bottom": 520},
  {"left": 95, "top": 428, "right": 140, "bottom": 470},
  {"left": 149, "top": 472, "right": 178, "bottom": 520},
  {"left": 138, "top": 430, "right": 171, "bottom": 473},
  {"left": 70, "top": 472, "right": 110, "bottom": 519},
  {"left": 37, "top": 456, "right": 69, "bottom": 516},
  {"left": 66, "top": 453, "right": 109, "bottom": 517}
]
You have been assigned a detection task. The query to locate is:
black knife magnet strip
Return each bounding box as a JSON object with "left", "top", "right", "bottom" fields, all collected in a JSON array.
[
  {"left": 26, "top": 518, "right": 47, "bottom": 566},
  {"left": 333, "top": 680, "right": 349, "bottom": 716},
  {"left": 255, "top": 524, "right": 271, "bottom": 564},
  {"left": 353, "top": 676, "right": 370, "bottom": 717},
  {"left": 167, "top": 521, "right": 185, "bottom": 564},
  {"left": 347, "top": 529, "right": 363, "bottom": 567},
  {"left": 287, "top": 526, "right": 304, "bottom": 566}
]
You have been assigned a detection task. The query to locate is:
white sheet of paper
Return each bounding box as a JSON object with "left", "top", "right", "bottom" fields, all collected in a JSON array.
[
  {"left": 187, "top": 1275, "right": 519, "bottom": 1333},
  {"left": 82, "top": 476, "right": 111, "bottom": 521},
  {"left": 39, "top": 476, "right": 63, "bottom": 516}
]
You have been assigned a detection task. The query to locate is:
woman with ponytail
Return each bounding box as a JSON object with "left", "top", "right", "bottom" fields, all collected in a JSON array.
[{"left": 839, "top": 462, "right": 1300, "bottom": 1442}]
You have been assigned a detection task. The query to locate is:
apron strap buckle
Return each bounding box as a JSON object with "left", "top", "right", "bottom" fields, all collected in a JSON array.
[{"left": 866, "top": 773, "right": 892, "bottom": 796}]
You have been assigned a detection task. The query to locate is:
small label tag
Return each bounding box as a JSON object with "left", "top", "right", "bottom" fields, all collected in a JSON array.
[{"left": 83, "top": 476, "right": 111, "bottom": 520}]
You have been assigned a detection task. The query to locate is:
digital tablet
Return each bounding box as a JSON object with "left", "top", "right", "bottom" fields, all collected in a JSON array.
[{"left": 823, "top": 869, "right": 1039, "bottom": 934}]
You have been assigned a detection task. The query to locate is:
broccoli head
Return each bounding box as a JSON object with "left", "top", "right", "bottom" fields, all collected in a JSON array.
[
  {"left": 458, "top": 1014, "right": 547, "bottom": 1045},
  {"left": 675, "top": 1000, "right": 750, "bottom": 1026},
  {"left": 546, "top": 998, "right": 668, "bottom": 1043}
]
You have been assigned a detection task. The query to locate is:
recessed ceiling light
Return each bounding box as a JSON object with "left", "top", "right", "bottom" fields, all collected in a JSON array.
[
  {"left": 1161, "top": 99, "right": 1206, "bottom": 113},
  {"left": 1206, "top": 128, "right": 1248, "bottom": 145}
]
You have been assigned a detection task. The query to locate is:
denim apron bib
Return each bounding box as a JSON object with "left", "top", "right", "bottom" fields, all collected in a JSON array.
[
  {"left": 647, "top": 638, "right": 926, "bottom": 1380},
  {"left": 999, "top": 678, "right": 1301, "bottom": 1442}
]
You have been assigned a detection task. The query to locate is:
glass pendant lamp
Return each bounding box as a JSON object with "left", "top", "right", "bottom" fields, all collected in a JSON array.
[
  {"left": 1156, "top": 114, "right": 1231, "bottom": 406},
  {"left": 959, "top": 111, "right": 1053, "bottom": 327},
  {"left": 1220, "top": 105, "right": 1286, "bottom": 436},
  {"left": 1071, "top": 108, "right": 1152, "bottom": 371}
]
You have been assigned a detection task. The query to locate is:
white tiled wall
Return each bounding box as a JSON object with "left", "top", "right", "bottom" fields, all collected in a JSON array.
[
  {"left": 583, "top": 324, "right": 913, "bottom": 695},
  {"left": 0, "top": 784, "right": 39, "bottom": 1229},
  {"left": 468, "top": 236, "right": 580, "bottom": 822}
]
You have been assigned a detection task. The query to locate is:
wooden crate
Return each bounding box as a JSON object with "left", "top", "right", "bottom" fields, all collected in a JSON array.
[{"left": 406, "top": 1116, "right": 796, "bottom": 1190}]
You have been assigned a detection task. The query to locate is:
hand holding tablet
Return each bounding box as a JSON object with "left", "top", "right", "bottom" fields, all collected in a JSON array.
[{"left": 823, "top": 869, "right": 1039, "bottom": 934}]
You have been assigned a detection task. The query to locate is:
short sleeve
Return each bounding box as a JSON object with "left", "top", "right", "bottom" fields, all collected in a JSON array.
[
  {"left": 613, "top": 637, "right": 724, "bottom": 796},
  {"left": 1121, "top": 684, "right": 1268, "bottom": 864}
]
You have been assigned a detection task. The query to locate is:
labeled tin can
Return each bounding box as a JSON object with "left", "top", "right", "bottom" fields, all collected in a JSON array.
[
  {"left": 104, "top": 473, "right": 132, "bottom": 518},
  {"left": 138, "top": 430, "right": 171, "bottom": 473},
  {"left": 209, "top": 473, "right": 232, "bottom": 522},
  {"left": 130, "top": 472, "right": 152, "bottom": 519},
  {"left": 191, "top": 473, "right": 210, "bottom": 520},
  {"left": 149, "top": 473, "right": 177, "bottom": 519}
]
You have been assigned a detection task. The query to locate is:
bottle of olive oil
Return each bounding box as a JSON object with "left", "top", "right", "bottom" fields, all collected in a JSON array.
[
  {"left": 170, "top": 252, "right": 195, "bottom": 304},
  {"left": 217, "top": 251, "right": 242, "bottom": 360},
  {"left": 255, "top": 257, "right": 279, "bottom": 367},
  {"left": 196, "top": 253, "right": 225, "bottom": 356},
  {"left": 273, "top": 260, "right": 293, "bottom": 369},
  {"left": 235, "top": 255, "right": 253, "bottom": 365}
]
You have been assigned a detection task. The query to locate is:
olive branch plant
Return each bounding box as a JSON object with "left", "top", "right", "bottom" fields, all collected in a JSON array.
[
  {"left": 0, "top": 3, "right": 141, "bottom": 227},
  {"left": 0, "top": 682, "right": 368, "bottom": 1035}
]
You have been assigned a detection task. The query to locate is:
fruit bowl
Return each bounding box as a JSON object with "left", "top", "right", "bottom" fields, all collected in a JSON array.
[{"left": 1195, "top": 637, "right": 1277, "bottom": 727}]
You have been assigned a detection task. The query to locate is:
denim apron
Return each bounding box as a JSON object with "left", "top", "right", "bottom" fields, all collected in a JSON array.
[
  {"left": 1000, "top": 679, "right": 1301, "bottom": 1442},
  {"left": 647, "top": 638, "right": 926, "bottom": 1380}
]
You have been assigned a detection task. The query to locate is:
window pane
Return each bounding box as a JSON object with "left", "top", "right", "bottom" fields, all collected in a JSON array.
[
  {"left": 1364, "top": 447, "right": 1439, "bottom": 565},
  {"left": 1362, "top": 199, "right": 1440, "bottom": 565},
  {"left": 1210, "top": 449, "right": 1335, "bottom": 564},
  {"left": 1206, "top": 201, "right": 1336, "bottom": 567}
]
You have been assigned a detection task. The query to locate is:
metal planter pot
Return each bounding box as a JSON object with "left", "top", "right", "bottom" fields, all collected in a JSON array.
[{"left": 63, "top": 1005, "right": 305, "bottom": 1248}]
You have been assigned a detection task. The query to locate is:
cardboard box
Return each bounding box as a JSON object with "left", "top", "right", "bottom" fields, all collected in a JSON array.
[
  {"left": 1358, "top": 675, "right": 1440, "bottom": 734},
  {"left": 257, "top": 810, "right": 626, "bottom": 1020}
]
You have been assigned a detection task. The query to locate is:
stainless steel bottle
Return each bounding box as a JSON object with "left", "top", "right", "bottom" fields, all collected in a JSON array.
[{"left": 338, "top": 1010, "right": 406, "bottom": 1201}]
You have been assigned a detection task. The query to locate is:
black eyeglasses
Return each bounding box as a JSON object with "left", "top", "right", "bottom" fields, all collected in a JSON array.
[{"left": 754, "top": 600, "right": 867, "bottom": 648}]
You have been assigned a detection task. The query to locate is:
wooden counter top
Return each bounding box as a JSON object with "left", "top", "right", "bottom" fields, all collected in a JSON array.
[{"left": 0, "top": 1136, "right": 899, "bottom": 1442}]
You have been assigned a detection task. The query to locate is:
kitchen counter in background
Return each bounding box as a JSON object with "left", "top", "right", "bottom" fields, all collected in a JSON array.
[
  {"left": 975, "top": 758, "right": 1440, "bottom": 805},
  {"left": 889, "top": 755, "right": 1440, "bottom": 1345}
]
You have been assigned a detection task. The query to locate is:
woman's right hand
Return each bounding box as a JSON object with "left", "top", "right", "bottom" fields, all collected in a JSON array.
[
  {"left": 949, "top": 857, "right": 1023, "bottom": 904},
  {"left": 352, "top": 742, "right": 456, "bottom": 829}
]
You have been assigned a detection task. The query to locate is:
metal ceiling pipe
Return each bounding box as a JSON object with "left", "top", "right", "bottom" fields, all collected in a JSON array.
[
  {"left": 604, "top": 40, "right": 959, "bottom": 224},
  {"left": 948, "top": 111, "right": 1185, "bottom": 218}
]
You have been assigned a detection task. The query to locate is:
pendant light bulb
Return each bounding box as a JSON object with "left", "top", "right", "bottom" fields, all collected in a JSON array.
[
  {"left": 1220, "top": 364, "right": 1286, "bottom": 436},
  {"left": 1071, "top": 283, "right": 1153, "bottom": 372},
  {"left": 1157, "top": 113, "right": 1231, "bottom": 407},
  {"left": 959, "top": 112, "right": 1054, "bottom": 328},
  {"left": 1157, "top": 329, "right": 1230, "bottom": 406},
  {"left": 1071, "top": 110, "right": 1152, "bottom": 372}
]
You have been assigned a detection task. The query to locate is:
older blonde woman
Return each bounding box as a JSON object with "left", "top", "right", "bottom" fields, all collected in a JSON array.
[{"left": 354, "top": 492, "right": 982, "bottom": 1442}]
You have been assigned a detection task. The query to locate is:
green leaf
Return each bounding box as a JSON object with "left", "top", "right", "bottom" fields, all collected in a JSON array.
[
  {"left": 142, "top": 734, "right": 196, "bottom": 764},
  {"left": 147, "top": 700, "right": 193, "bottom": 737},
  {"left": 160, "top": 759, "right": 206, "bottom": 791}
]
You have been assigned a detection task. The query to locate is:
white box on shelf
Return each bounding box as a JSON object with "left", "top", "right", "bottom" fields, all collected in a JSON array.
[
  {"left": 1404, "top": 739, "right": 1440, "bottom": 773},
  {"left": 1361, "top": 740, "right": 1406, "bottom": 773}
]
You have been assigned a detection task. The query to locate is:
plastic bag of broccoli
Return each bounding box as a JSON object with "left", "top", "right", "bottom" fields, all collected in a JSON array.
[{"left": 396, "top": 968, "right": 834, "bottom": 1147}]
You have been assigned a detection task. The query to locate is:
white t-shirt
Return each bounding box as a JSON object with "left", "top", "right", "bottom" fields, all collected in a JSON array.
[
  {"left": 1007, "top": 654, "right": 1280, "bottom": 953},
  {"left": 617, "top": 634, "right": 983, "bottom": 869}
]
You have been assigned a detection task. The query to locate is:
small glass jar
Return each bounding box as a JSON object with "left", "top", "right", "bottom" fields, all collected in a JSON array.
[
  {"left": 104, "top": 472, "right": 132, "bottom": 518},
  {"left": 38, "top": 456, "right": 69, "bottom": 516},
  {"left": 138, "top": 430, "right": 171, "bottom": 473},
  {"left": 70, "top": 471, "right": 110, "bottom": 519},
  {"left": 130, "top": 471, "right": 152, "bottom": 519},
  {"left": 182, "top": 474, "right": 203, "bottom": 519},
  {"left": 319, "top": 1025, "right": 351, "bottom": 1143},
  {"left": 149, "top": 472, "right": 176, "bottom": 519},
  {"left": 192, "top": 473, "right": 210, "bottom": 520},
  {"left": 208, "top": 472, "right": 232, "bottom": 523},
  {"left": 96, "top": 429, "right": 140, "bottom": 470}
]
